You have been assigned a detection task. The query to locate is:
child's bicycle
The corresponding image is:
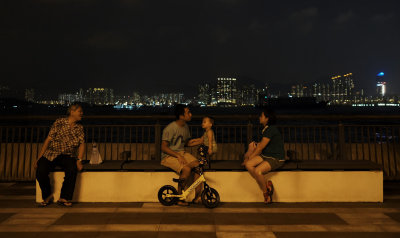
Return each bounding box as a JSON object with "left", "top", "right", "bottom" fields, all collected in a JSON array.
[{"left": 157, "top": 145, "right": 220, "bottom": 208}]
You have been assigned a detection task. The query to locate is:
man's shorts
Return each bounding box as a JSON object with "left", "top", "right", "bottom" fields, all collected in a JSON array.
[{"left": 161, "top": 151, "right": 198, "bottom": 174}]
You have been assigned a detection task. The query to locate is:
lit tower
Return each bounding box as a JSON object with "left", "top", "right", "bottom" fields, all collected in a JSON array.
[
  {"left": 376, "top": 72, "right": 386, "bottom": 97},
  {"left": 342, "top": 73, "right": 354, "bottom": 103},
  {"left": 198, "top": 83, "right": 212, "bottom": 106},
  {"left": 330, "top": 73, "right": 354, "bottom": 104},
  {"left": 216, "top": 77, "right": 237, "bottom": 105}
]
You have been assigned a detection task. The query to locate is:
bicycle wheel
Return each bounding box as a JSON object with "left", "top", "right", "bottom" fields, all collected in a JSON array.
[
  {"left": 158, "top": 185, "right": 178, "bottom": 206},
  {"left": 201, "top": 187, "right": 220, "bottom": 208}
]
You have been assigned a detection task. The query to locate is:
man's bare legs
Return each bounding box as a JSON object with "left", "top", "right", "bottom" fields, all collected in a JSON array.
[
  {"left": 177, "top": 160, "right": 200, "bottom": 205},
  {"left": 187, "top": 160, "right": 202, "bottom": 198}
]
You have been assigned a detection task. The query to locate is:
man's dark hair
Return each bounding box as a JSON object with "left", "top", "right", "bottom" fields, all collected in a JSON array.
[
  {"left": 261, "top": 107, "right": 277, "bottom": 125},
  {"left": 174, "top": 104, "right": 188, "bottom": 120}
]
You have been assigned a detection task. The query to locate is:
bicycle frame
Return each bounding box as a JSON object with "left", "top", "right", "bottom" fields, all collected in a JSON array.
[{"left": 166, "top": 174, "right": 206, "bottom": 200}]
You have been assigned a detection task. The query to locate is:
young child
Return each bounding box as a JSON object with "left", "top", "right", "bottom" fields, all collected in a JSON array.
[
  {"left": 188, "top": 116, "right": 217, "bottom": 156},
  {"left": 201, "top": 116, "right": 217, "bottom": 156},
  {"left": 186, "top": 116, "right": 217, "bottom": 204}
]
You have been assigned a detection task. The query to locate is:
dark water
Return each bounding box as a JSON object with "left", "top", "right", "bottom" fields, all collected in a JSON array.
[{"left": 1, "top": 105, "right": 400, "bottom": 126}]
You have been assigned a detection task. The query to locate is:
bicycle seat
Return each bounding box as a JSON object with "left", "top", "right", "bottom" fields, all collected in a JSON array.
[{"left": 172, "top": 178, "right": 185, "bottom": 183}]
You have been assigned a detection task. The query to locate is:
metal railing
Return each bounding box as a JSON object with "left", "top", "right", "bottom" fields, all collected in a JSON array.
[{"left": 1, "top": 115, "right": 400, "bottom": 181}]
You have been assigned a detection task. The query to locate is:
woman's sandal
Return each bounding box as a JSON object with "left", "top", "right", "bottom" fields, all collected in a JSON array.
[
  {"left": 264, "top": 180, "right": 274, "bottom": 204},
  {"left": 263, "top": 192, "right": 270, "bottom": 204},
  {"left": 39, "top": 200, "right": 52, "bottom": 207},
  {"left": 39, "top": 195, "right": 54, "bottom": 207},
  {"left": 57, "top": 200, "right": 73, "bottom": 207}
]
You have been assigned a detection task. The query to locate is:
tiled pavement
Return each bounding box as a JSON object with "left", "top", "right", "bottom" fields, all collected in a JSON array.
[{"left": 1, "top": 182, "right": 400, "bottom": 237}]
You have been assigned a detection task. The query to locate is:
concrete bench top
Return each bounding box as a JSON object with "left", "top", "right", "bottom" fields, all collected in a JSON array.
[
  {"left": 296, "top": 160, "right": 382, "bottom": 170},
  {"left": 52, "top": 159, "right": 382, "bottom": 172}
]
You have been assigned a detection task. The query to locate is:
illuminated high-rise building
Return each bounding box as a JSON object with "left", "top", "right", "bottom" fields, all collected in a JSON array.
[
  {"left": 25, "top": 88, "right": 35, "bottom": 102},
  {"left": 331, "top": 73, "right": 354, "bottom": 104},
  {"left": 376, "top": 72, "right": 386, "bottom": 97},
  {"left": 311, "top": 83, "right": 330, "bottom": 102},
  {"left": 198, "top": 83, "right": 212, "bottom": 106},
  {"left": 239, "top": 84, "right": 258, "bottom": 106},
  {"left": 132, "top": 92, "right": 141, "bottom": 105},
  {"left": 210, "top": 87, "right": 218, "bottom": 106},
  {"left": 85, "top": 88, "right": 114, "bottom": 105},
  {"left": 290, "top": 84, "right": 309, "bottom": 98},
  {"left": 58, "top": 88, "right": 84, "bottom": 105},
  {"left": 217, "top": 77, "right": 237, "bottom": 105}
]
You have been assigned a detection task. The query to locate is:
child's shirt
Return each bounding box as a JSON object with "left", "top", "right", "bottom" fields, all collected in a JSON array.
[{"left": 203, "top": 129, "right": 218, "bottom": 153}]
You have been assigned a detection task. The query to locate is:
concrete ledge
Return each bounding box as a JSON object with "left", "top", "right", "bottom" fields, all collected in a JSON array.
[
  {"left": 36, "top": 170, "right": 383, "bottom": 203},
  {"left": 55, "top": 160, "right": 382, "bottom": 172}
]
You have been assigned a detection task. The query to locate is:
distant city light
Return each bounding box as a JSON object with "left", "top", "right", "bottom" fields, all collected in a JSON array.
[
  {"left": 377, "top": 72, "right": 384, "bottom": 76},
  {"left": 352, "top": 103, "right": 399, "bottom": 107}
]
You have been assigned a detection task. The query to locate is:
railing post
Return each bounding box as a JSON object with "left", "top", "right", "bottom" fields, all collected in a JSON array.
[
  {"left": 154, "top": 121, "right": 161, "bottom": 161},
  {"left": 338, "top": 122, "right": 346, "bottom": 160},
  {"left": 247, "top": 120, "right": 253, "bottom": 145}
]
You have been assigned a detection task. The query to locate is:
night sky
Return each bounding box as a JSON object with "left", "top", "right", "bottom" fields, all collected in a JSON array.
[{"left": 1, "top": 0, "right": 400, "bottom": 97}]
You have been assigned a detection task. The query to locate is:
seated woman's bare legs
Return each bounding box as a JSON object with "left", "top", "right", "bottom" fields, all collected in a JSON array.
[
  {"left": 255, "top": 161, "right": 273, "bottom": 203},
  {"left": 245, "top": 156, "right": 270, "bottom": 190},
  {"left": 244, "top": 155, "right": 262, "bottom": 179},
  {"left": 242, "top": 142, "right": 257, "bottom": 166},
  {"left": 254, "top": 161, "right": 271, "bottom": 193},
  {"left": 245, "top": 156, "right": 273, "bottom": 203}
]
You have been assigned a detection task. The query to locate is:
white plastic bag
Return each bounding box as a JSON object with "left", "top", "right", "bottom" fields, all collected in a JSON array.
[{"left": 89, "top": 142, "right": 103, "bottom": 165}]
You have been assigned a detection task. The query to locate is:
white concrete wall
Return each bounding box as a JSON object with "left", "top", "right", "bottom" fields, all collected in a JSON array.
[{"left": 36, "top": 170, "right": 383, "bottom": 203}]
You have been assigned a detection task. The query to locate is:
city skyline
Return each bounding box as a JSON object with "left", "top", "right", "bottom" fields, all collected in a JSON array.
[
  {"left": 1, "top": 70, "right": 395, "bottom": 99},
  {"left": 3, "top": 72, "right": 397, "bottom": 108},
  {"left": 1, "top": 0, "right": 400, "bottom": 96}
]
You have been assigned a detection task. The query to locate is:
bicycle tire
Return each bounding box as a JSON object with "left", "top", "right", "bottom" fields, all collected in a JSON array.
[
  {"left": 201, "top": 187, "right": 220, "bottom": 208},
  {"left": 158, "top": 185, "right": 178, "bottom": 206}
]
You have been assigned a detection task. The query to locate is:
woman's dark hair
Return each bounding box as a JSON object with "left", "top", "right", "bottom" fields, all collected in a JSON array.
[
  {"left": 261, "top": 107, "right": 277, "bottom": 125},
  {"left": 67, "top": 103, "right": 82, "bottom": 116},
  {"left": 174, "top": 104, "right": 188, "bottom": 120}
]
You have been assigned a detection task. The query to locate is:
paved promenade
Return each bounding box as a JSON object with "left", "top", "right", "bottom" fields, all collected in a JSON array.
[{"left": 1, "top": 182, "right": 400, "bottom": 238}]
